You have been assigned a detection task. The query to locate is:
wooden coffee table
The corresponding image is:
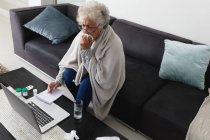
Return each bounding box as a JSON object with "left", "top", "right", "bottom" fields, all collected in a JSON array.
[{"left": 0, "top": 67, "right": 128, "bottom": 140}]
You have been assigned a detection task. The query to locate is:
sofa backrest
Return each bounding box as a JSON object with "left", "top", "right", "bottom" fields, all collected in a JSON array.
[
  {"left": 10, "top": 4, "right": 70, "bottom": 48},
  {"left": 111, "top": 19, "right": 192, "bottom": 68},
  {"left": 67, "top": 4, "right": 78, "bottom": 22},
  {"left": 112, "top": 19, "right": 210, "bottom": 90}
]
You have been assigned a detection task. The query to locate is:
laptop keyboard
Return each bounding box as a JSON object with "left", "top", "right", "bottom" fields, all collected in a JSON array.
[{"left": 28, "top": 102, "right": 54, "bottom": 127}]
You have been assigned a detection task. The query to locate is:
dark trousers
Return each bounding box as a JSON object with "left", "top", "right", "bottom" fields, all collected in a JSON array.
[{"left": 63, "top": 68, "right": 92, "bottom": 108}]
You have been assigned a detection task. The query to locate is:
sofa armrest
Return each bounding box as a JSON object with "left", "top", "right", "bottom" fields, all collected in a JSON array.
[{"left": 9, "top": 4, "right": 69, "bottom": 58}]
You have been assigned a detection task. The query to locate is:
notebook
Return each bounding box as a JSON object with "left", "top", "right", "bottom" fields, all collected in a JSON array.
[{"left": 1, "top": 83, "right": 70, "bottom": 133}]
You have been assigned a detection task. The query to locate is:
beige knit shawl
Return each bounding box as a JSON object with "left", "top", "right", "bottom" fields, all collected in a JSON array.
[{"left": 58, "top": 25, "right": 125, "bottom": 120}]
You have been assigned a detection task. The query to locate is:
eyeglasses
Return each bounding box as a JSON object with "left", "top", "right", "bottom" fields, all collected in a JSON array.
[{"left": 78, "top": 24, "right": 99, "bottom": 33}]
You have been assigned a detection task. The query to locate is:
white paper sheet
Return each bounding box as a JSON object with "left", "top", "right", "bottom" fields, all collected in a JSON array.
[{"left": 35, "top": 89, "right": 63, "bottom": 104}]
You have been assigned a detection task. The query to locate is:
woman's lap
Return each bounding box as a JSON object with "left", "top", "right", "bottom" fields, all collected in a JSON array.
[{"left": 63, "top": 68, "right": 92, "bottom": 108}]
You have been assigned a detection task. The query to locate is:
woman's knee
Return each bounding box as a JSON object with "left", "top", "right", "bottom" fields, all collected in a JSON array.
[{"left": 63, "top": 68, "right": 76, "bottom": 83}]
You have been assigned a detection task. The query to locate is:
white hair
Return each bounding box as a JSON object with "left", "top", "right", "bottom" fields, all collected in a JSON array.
[{"left": 77, "top": 0, "right": 110, "bottom": 29}]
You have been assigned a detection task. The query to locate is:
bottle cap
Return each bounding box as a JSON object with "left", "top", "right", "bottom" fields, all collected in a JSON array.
[
  {"left": 33, "top": 89, "right": 37, "bottom": 94},
  {"left": 22, "top": 88, "right": 28, "bottom": 92},
  {"left": 16, "top": 88, "right": 22, "bottom": 92}
]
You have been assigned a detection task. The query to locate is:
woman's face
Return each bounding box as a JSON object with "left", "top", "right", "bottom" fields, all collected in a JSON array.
[{"left": 80, "top": 17, "right": 102, "bottom": 40}]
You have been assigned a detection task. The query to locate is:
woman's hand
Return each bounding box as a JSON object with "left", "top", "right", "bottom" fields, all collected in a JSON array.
[
  {"left": 47, "top": 81, "right": 61, "bottom": 93},
  {"left": 80, "top": 34, "right": 94, "bottom": 50}
]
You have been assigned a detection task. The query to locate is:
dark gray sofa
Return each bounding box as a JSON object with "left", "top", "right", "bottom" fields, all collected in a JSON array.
[{"left": 10, "top": 4, "right": 210, "bottom": 140}]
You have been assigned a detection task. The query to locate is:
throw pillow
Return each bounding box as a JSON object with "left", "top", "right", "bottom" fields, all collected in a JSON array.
[
  {"left": 159, "top": 39, "right": 210, "bottom": 90},
  {"left": 24, "top": 6, "right": 79, "bottom": 44}
]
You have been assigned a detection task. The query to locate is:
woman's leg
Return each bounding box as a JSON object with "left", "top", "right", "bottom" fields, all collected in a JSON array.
[
  {"left": 76, "top": 75, "right": 92, "bottom": 109},
  {"left": 63, "top": 68, "right": 78, "bottom": 98}
]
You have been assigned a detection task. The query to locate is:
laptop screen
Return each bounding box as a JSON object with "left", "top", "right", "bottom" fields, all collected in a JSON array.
[
  {"left": 0, "top": 83, "right": 41, "bottom": 133},
  {"left": 1, "top": 83, "right": 70, "bottom": 134}
]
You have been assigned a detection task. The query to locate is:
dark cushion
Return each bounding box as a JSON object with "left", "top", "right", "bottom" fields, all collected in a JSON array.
[
  {"left": 24, "top": 6, "right": 79, "bottom": 44},
  {"left": 110, "top": 56, "right": 165, "bottom": 129},
  {"left": 139, "top": 82, "right": 208, "bottom": 140},
  {"left": 159, "top": 39, "right": 210, "bottom": 90},
  {"left": 25, "top": 37, "right": 74, "bottom": 69}
]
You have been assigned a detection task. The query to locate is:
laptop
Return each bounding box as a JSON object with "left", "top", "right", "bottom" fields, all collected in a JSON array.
[{"left": 0, "top": 83, "right": 70, "bottom": 133}]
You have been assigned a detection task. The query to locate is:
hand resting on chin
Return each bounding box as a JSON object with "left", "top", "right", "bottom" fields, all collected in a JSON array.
[{"left": 80, "top": 34, "right": 94, "bottom": 50}]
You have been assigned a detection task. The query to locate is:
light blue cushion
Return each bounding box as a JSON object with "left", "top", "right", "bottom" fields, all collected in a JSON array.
[
  {"left": 24, "top": 6, "right": 79, "bottom": 44},
  {"left": 159, "top": 39, "right": 210, "bottom": 90}
]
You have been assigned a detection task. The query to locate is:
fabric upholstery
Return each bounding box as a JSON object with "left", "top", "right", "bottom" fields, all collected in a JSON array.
[
  {"left": 159, "top": 39, "right": 210, "bottom": 90},
  {"left": 139, "top": 82, "right": 208, "bottom": 140},
  {"left": 24, "top": 6, "right": 79, "bottom": 44},
  {"left": 25, "top": 37, "right": 74, "bottom": 77},
  {"left": 10, "top": 4, "right": 69, "bottom": 58},
  {"left": 111, "top": 56, "right": 165, "bottom": 129},
  {"left": 111, "top": 19, "right": 192, "bottom": 68}
]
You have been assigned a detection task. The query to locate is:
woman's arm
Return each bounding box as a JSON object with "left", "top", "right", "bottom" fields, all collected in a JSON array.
[{"left": 55, "top": 67, "right": 66, "bottom": 84}]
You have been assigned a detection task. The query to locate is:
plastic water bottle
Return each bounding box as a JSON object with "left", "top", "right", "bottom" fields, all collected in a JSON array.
[
  {"left": 33, "top": 89, "right": 37, "bottom": 96},
  {"left": 15, "top": 88, "right": 22, "bottom": 97},
  {"left": 64, "top": 130, "right": 79, "bottom": 140},
  {"left": 22, "top": 88, "right": 28, "bottom": 97}
]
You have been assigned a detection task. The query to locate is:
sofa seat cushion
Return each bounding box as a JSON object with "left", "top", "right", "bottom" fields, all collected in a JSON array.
[
  {"left": 110, "top": 56, "right": 166, "bottom": 129},
  {"left": 25, "top": 37, "right": 73, "bottom": 69},
  {"left": 139, "top": 82, "right": 208, "bottom": 140}
]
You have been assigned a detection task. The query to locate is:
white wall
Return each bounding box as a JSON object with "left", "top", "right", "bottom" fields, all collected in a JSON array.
[
  {"left": 96, "top": 0, "right": 210, "bottom": 45},
  {"left": 4, "top": 0, "right": 28, "bottom": 7},
  {"left": 57, "top": 0, "right": 85, "bottom": 6},
  {"left": 28, "top": 0, "right": 56, "bottom": 6}
]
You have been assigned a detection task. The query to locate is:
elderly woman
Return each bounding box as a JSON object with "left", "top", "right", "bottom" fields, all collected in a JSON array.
[{"left": 48, "top": 1, "right": 125, "bottom": 120}]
